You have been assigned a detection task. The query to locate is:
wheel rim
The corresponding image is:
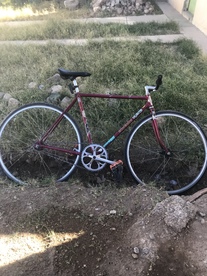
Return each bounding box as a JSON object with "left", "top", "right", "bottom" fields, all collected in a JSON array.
[
  {"left": 126, "top": 112, "right": 207, "bottom": 194},
  {"left": 0, "top": 104, "right": 82, "bottom": 185}
]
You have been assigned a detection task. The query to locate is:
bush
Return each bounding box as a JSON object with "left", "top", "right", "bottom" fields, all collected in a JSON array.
[
  {"left": 176, "top": 38, "right": 200, "bottom": 59},
  {"left": 0, "top": 0, "right": 53, "bottom": 7},
  {"left": 1, "top": 38, "right": 207, "bottom": 137}
]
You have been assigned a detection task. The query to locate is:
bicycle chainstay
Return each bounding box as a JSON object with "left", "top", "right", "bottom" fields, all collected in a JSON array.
[{"left": 37, "top": 144, "right": 123, "bottom": 176}]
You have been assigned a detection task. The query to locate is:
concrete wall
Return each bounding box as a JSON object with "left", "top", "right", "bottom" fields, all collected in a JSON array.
[
  {"left": 168, "top": 0, "right": 185, "bottom": 13},
  {"left": 192, "top": 0, "right": 207, "bottom": 36},
  {"left": 167, "top": 0, "right": 207, "bottom": 36}
]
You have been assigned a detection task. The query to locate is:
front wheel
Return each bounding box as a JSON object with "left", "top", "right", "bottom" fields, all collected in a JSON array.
[
  {"left": 125, "top": 111, "right": 207, "bottom": 195},
  {"left": 0, "top": 103, "right": 82, "bottom": 185}
]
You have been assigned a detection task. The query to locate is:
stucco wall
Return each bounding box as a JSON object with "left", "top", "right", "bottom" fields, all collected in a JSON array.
[
  {"left": 168, "top": 0, "right": 185, "bottom": 13},
  {"left": 192, "top": 0, "right": 207, "bottom": 36},
  {"left": 168, "top": 0, "right": 207, "bottom": 36}
]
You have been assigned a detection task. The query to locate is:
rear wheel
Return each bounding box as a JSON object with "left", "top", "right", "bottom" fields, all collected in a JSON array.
[
  {"left": 0, "top": 103, "right": 82, "bottom": 185},
  {"left": 125, "top": 111, "right": 207, "bottom": 195}
]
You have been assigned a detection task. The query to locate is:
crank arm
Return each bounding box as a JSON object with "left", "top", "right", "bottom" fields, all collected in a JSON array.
[{"left": 86, "top": 154, "right": 115, "bottom": 165}]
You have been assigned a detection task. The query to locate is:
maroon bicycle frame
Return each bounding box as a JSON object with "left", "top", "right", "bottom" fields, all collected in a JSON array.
[{"left": 38, "top": 91, "right": 169, "bottom": 154}]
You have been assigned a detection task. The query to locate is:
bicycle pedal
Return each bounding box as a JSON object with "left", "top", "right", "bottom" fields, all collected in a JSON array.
[
  {"left": 110, "top": 160, "right": 123, "bottom": 170},
  {"left": 110, "top": 160, "right": 123, "bottom": 183}
]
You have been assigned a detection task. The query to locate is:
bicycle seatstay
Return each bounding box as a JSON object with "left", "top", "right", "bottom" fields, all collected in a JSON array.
[{"left": 39, "top": 97, "right": 77, "bottom": 144}]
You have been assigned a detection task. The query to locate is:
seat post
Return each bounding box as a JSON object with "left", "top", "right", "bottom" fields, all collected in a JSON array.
[{"left": 73, "top": 79, "right": 80, "bottom": 94}]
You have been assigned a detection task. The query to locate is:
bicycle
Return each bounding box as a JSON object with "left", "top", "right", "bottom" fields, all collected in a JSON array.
[{"left": 0, "top": 68, "right": 207, "bottom": 195}]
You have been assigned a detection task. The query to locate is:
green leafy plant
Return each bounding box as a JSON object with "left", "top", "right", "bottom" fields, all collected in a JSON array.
[
  {"left": 0, "top": 21, "right": 180, "bottom": 40},
  {"left": 1, "top": 38, "right": 207, "bottom": 142}
]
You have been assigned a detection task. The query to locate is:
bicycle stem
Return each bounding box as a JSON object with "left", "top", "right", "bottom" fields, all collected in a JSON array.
[{"left": 145, "top": 85, "right": 157, "bottom": 95}]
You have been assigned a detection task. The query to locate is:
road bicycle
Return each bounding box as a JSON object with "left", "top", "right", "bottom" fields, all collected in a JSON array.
[{"left": 0, "top": 69, "right": 207, "bottom": 195}]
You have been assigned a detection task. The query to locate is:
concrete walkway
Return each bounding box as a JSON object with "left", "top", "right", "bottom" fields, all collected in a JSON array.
[
  {"left": 0, "top": 1, "right": 207, "bottom": 55},
  {"left": 157, "top": 1, "right": 207, "bottom": 55}
]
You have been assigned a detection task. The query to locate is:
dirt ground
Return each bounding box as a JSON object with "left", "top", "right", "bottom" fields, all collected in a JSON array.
[{"left": 0, "top": 170, "right": 207, "bottom": 276}]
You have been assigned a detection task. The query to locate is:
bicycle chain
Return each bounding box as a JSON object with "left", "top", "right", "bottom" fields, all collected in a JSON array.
[{"left": 38, "top": 147, "right": 86, "bottom": 170}]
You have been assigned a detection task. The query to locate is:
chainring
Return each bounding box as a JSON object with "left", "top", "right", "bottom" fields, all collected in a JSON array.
[{"left": 81, "top": 144, "right": 108, "bottom": 172}]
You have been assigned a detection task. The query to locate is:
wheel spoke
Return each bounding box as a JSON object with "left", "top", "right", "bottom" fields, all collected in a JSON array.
[
  {"left": 125, "top": 111, "right": 207, "bottom": 195},
  {"left": 0, "top": 103, "right": 82, "bottom": 185}
]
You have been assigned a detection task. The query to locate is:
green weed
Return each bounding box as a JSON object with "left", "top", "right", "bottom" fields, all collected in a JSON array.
[
  {"left": 0, "top": 38, "right": 207, "bottom": 141},
  {"left": 0, "top": 21, "right": 179, "bottom": 40}
]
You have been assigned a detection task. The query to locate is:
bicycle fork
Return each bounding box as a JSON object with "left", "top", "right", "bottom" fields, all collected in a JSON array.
[{"left": 151, "top": 113, "right": 171, "bottom": 156}]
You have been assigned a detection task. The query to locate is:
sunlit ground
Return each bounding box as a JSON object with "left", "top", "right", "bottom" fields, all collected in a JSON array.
[
  {"left": 0, "top": 230, "right": 84, "bottom": 266},
  {"left": 0, "top": 6, "right": 56, "bottom": 21}
]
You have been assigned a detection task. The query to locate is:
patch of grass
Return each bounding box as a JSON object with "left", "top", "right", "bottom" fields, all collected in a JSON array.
[
  {"left": 176, "top": 38, "right": 200, "bottom": 59},
  {"left": 0, "top": 38, "right": 207, "bottom": 143},
  {"left": 127, "top": 21, "right": 179, "bottom": 35},
  {"left": 0, "top": 0, "right": 161, "bottom": 21},
  {"left": 0, "top": 2, "right": 91, "bottom": 21},
  {"left": 0, "top": 21, "right": 179, "bottom": 40}
]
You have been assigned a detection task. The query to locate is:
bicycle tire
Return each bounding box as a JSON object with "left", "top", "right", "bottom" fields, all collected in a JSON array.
[
  {"left": 0, "top": 103, "right": 82, "bottom": 185},
  {"left": 125, "top": 110, "right": 207, "bottom": 195}
]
